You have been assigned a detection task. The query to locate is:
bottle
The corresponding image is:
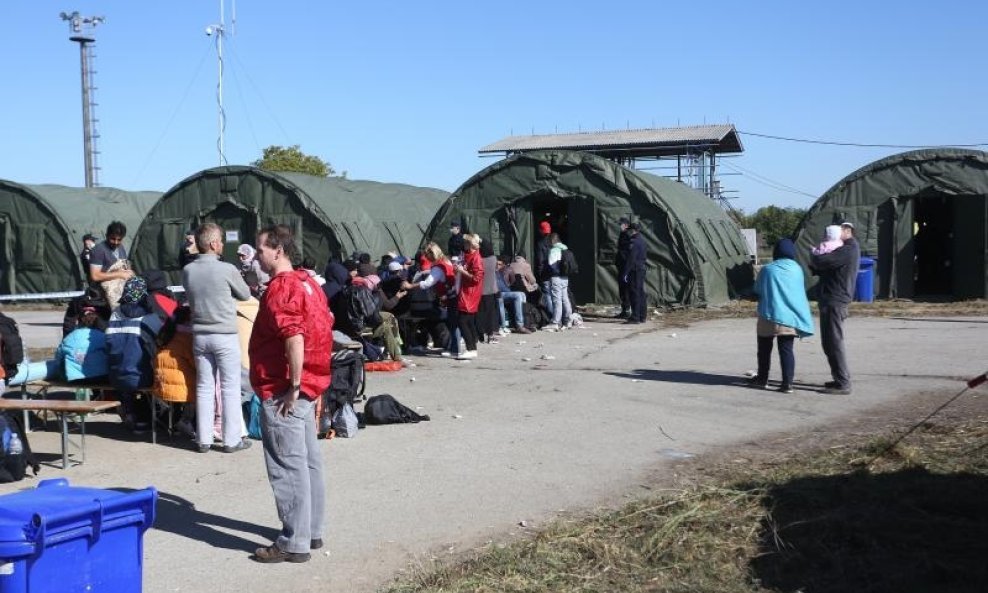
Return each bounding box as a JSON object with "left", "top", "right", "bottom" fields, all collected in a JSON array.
[{"left": 9, "top": 433, "right": 23, "bottom": 456}]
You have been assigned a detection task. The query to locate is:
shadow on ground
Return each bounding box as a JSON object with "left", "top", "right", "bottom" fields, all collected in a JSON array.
[
  {"left": 605, "top": 369, "right": 743, "bottom": 386},
  {"left": 117, "top": 488, "right": 279, "bottom": 553},
  {"left": 747, "top": 468, "right": 988, "bottom": 593}
]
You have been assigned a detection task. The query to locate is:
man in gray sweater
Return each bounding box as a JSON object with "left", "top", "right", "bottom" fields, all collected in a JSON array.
[{"left": 183, "top": 223, "right": 253, "bottom": 452}]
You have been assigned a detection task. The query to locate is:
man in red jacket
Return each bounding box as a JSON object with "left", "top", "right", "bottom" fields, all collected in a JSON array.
[{"left": 249, "top": 224, "right": 334, "bottom": 564}]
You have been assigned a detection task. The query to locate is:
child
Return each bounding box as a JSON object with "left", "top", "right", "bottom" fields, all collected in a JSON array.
[{"left": 811, "top": 225, "right": 844, "bottom": 255}]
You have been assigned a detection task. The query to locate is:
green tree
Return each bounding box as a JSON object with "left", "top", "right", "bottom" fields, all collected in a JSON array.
[
  {"left": 741, "top": 205, "right": 807, "bottom": 246},
  {"left": 251, "top": 145, "right": 336, "bottom": 177}
]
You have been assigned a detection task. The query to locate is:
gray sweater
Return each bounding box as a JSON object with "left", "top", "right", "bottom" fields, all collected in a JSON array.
[{"left": 182, "top": 254, "right": 252, "bottom": 333}]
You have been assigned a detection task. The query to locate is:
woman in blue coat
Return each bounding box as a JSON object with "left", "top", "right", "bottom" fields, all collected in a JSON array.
[{"left": 749, "top": 239, "right": 814, "bottom": 393}]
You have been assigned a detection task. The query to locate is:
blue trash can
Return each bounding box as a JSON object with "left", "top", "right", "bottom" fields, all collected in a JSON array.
[
  {"left": 855, "top": 257, "right": 876, "bottom": 303},
  {"left": 0, "top": 478, "right": 156, "bottom": 593}
]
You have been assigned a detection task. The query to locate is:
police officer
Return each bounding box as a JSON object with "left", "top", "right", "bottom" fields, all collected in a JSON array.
[
  {"left": 623, "top": 222, "right": 647, "bottom": 324},
  {"left": 615, "top": 217, "right": 632, "bottom": 318}
]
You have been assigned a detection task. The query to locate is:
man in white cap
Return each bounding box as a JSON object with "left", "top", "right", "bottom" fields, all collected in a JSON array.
[{"left": 810, "top": 221, "right": 860, "bottom": 395}]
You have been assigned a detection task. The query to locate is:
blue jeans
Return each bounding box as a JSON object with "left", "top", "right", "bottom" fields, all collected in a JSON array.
[
  {"left": 498, "top": 291, "right": 526, "bottom": 328},
  {"left": 550, "top": 277, "right": 572, "bottom": 326}
]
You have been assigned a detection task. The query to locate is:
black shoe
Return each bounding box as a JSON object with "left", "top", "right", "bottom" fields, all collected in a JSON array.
[
  {"left": 252, "top": 544, "right": 310, "bottom": 564},
  {"left": 745, "top": 377, "right": 768, "bottom": 389},
  {"left": 310, "top": 538, "right": 323, "bottom": 550},
  {"left": 824, "top": 381, "right": 840, "bottom": 389},
  {"left": 778, "top": 384, "right": 794, "bottom": 394},
  {"left": 223, "top": 438, "right": 253, "bottom": 453},
  {"left": 614, "top": 311, "right": 630, "bottom": 319},
  {"left": 822, "top": 386, "right": 852, "bottom": 395}
]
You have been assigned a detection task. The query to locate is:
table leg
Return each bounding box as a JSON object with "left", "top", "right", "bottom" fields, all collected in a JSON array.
[
  {"left": 61, "top": 414, "right": 69, "bottom": 470},
  {"left": 80, "top": 414, "right": 87, "bottom": 464}
]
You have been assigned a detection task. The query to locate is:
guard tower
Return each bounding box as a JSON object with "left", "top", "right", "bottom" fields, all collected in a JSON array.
[{"left": 479, "top": 124, "right": 743, "bottom": 205}]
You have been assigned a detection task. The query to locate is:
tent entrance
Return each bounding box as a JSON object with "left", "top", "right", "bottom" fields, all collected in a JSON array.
[
  {"left": 203, "top": 200, "right": 258, "bottom": 263},
  {"left": 912, "top": 195, "right": 954, "bottom": 296},
  {"left": 531, "top": 192, "right": 597, "bottom": 304}
]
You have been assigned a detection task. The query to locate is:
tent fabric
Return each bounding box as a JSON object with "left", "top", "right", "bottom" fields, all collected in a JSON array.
[
  {"left": 793, "top": 149, "right": 988, "bottom": 299},
  {"left": 423, "top": 150, "right": 753, "bottom": 307},
  {"left": 131, "top": 166, "right": 447, "bottom": 283},
  {"left": 0, "top": 180, "right": 160, "bottom": 294}
]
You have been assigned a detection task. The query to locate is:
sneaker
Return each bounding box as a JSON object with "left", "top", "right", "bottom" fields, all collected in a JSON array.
[
  {"left": 824, "top": 381, "right": 841, "bottom": 389},
  {"left": 310, "top": 538, "right": 324, "bottom": 550},
  {"left": 252, "top": 544, "right": 310, "bottom": 564},
  {"left": 455, "top": 350, "right": 478, "bottom": 360},
  {"left": 544, "top": 324, "right": 560, "bottom": 332},
  {"left": 822, "top": 386, "right": 852, "bottom": 395},
  {"left": 514, "top": 326, "right": 532, "bottom": 335},
  {"left": 613, "top": 311, "right": 630, "bottom": 319},
  {"left": 745, "top": 377, "right": 768, "bottom": 389},
  {"left": 223, "top": 438, "right": 253, "bottom": 453},
  {"left": 487, "top": 337, "right": 500, "bottom": 345},
  {"left": 778, "top": 384, "right": 795, "bottom": 394},
  {"left": 440, "top": 351, "right": 453, "bottom": 357},
  {"left": 197, "top": 444, "right": 211, "bottom": 453},
  {"left": 498, "top": 328, "right": 510, "bottom": 336}
]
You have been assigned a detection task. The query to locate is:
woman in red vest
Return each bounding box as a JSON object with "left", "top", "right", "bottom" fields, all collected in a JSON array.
[{"left": 455, "top": 234, "right": 484, "bottom": 360}]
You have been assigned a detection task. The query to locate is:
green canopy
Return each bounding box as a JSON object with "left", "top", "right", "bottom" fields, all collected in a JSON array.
[
  {"left": 423, "top": 150, "right": 753, "bottom": 307},
  {"left": 131, "top": 166, "right": 448, "bottom": 282},
  {"left": 0, "top": 180, "right": 160, "bottom": 294},
  {"left": 793, "top": 149, "right": 988, "bottom": 299}
]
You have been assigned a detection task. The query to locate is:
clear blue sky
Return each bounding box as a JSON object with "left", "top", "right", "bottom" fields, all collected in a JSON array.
[{"left": 3, "top": 1, "right": 986, "bottom": 212}]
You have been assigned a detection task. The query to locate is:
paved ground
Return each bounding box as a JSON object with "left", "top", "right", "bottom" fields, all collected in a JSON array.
[{"left": 2, "top": 309, "right": 985, "bottom": 593}]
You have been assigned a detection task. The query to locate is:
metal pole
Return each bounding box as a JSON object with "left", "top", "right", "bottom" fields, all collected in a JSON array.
[
  {"left": 72, "top": 36, "right": 95, "bottom": 187},
  {"left": 217, "top": 0, "right": 225, "bottom": 165}
]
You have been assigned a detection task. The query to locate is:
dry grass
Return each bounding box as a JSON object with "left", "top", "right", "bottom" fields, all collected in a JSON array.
[{"left": 383, "top": 416, "right": 988, "bottom": 593}]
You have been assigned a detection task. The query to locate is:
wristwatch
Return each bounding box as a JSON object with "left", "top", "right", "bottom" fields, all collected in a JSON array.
[{"left": 290, "top": 384, "right": 302, "bottom": 391}]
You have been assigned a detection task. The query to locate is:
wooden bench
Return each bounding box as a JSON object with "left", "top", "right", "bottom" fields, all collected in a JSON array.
[
  {"left": 17, "top": 380, "right": 163, "bottom": 444},
  {"left": 0, "top": 399, "right": 121, "bottom": 469}
]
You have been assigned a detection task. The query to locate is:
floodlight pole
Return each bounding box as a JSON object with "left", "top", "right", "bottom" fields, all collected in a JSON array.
[
  {"left": 207, "top": 0, "right": 229, "bottom": 166},
  {"left": 60, "top": 11, "right": 105, "bottom": 188}
]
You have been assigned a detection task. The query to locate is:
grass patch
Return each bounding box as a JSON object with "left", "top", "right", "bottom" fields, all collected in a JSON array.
[{"left": 384, "top": 417, "right": 988, "bottom": 593}]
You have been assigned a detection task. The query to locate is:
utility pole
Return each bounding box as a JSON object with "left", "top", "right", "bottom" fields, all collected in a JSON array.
[{"left": 59, "top": 11, "right": 105, "bottom": 188}]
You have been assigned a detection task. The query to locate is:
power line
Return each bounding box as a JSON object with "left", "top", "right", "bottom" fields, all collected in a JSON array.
[
  {"left": 720, "top": 160, "right": 817, "bottom": 198},
  {"left": 738, "top": 130, "right": 988, "bottom": 149}
]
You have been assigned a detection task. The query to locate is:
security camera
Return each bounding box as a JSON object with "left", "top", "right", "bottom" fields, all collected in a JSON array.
[{"left": 205, "top": 25, "right": 214, "bottom": 36}]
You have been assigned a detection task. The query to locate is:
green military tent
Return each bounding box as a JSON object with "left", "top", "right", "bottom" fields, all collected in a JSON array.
[
  {"left": 423, "top": 150, "right": 753, "bottom": 307},
  {"left": 793, "top": 149, "right": 988, "bottom": 299},
  {"left": 0, "top": 180, "right": 160, "bottom": 294},
  {"left": 131, "top": 166, "right": 448, "bottom": 282}
]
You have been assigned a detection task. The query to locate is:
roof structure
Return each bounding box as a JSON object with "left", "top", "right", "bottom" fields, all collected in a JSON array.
[{"left": 479, "top": 124, "right": 744, "bottom": 159}]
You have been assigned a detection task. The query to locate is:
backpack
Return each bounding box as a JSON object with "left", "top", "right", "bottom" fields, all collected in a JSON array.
[
  {"left": 319, "top": 348, "right": 366, "bottom": 438},
  {"left": 363, "top": 394, "right": 431, "bottom": 425},
  {"left": 0, "top": 312, "right": 25, "bottom": 381},
  {"left": 0, "top": 411, "right": 39, "bottom": 483},
  {"left": 559, "top": 249, "right": 579, "bottom": 276},
  {"left": 522, "top": 301, "right": 549, "bottom": 330},
  {"left": 342, "top": 285, "right": 382, "bottom": 334}
]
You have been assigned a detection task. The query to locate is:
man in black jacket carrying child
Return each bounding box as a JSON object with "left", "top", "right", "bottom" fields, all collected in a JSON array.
[{"left": 810, "top": 221, "right": 860, "bottom": 395}]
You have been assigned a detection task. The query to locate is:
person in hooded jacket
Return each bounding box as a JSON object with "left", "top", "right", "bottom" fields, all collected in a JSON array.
[
  {"left": 544, "top": 233, "right": 573, "bottom": 331},
  {"left": 105, "top": 276, "right": 164, "bottom": 432},
  {"left": 749, "top": 239, "right": 814, "bottom": 393}
]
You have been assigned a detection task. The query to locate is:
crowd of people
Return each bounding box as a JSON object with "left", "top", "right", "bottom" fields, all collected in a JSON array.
[{"left": 3, "top": 212, "right": 863, "bottom": 564}]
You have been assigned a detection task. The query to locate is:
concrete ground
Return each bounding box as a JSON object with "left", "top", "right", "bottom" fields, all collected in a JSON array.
[{"left": 1, "top": 309, "right": 985, "bottom": 592}]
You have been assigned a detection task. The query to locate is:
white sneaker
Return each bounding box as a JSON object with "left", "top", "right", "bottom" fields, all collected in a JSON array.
[
  {"left": 498, "top": 328, "right": 509, "bottom": 336},
  {"left": 455, "top": 350, "right": 478, "bottom": 360},
  {"left": 440, "top": 351, "right": 452, "bottom": 357},
  {"left": 544, "top": 324, "right": 560, "bottom": 332}
]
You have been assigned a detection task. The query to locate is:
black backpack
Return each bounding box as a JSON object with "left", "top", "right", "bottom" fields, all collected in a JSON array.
[
  {"left": 0, "top": 312, "right": 25, "bottom": 381},
  {"left": 559, "top": 249, "right": 579, "bottom": 276},
  {"left": 342, "top": 285, "right": 382, "bottom": 334},
  {"left": 362, "top": 394, "right": 430, "bottom": 424},
  {"left": 0, "top": 411, "right": 39, "bottom": 483}
]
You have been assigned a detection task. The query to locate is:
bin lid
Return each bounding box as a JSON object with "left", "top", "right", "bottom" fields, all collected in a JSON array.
[
  {"left": 859, "top": 257, "right": 876, "bottom": 268},
  {"left": 0, "top": 479, "right": 155, "bottom": 560}
]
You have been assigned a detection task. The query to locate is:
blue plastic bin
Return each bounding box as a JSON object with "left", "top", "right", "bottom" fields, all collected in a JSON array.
[
  {"left": 855, "top": 257, "right": 876, "bottom": 303},
  {"left": 0, "top": 478, "right": 156, "bottom": 593}
]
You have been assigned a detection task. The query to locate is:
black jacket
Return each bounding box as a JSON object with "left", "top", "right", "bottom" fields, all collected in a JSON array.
[
  {"left": 810, "top": 237, "right": 860, "bottom": 305},
  {"left": 616, "top": 228, "right": 631, "bottom": 268},
  {"left": 623, "top": 233, "right": 646, "bottom": 278},
  {"left": 447, "top": 233, "right": 465, "bottom": 258},
  {"left": 534, "top": 236, "right": 552, "bottom": 281}
]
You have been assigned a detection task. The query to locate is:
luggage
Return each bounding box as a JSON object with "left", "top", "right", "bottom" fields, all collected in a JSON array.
[{"left": 318, "top": 348, "right": 366, "bottom": 438}]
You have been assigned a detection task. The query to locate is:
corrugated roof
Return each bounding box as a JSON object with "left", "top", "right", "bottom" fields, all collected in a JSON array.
[{"left": 479, "top": 124, "right": 743, "bottom": 154}]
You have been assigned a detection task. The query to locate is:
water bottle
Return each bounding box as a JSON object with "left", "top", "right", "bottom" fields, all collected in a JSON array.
[{"left": 9, "top": 433, "right": 23, "bottom": 455}]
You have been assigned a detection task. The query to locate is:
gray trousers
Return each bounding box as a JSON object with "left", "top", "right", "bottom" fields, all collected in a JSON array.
[
  {"left": 260, "top": 396, "right": 325, "bottom": 554},
  {"left": 193, "top": 332, "right": 245, "bottom": 448},
  {"left": 819, "top": 303, "right": 851, "bottom": 388}
]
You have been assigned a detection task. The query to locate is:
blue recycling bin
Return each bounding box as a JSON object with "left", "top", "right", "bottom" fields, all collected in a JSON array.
[
  {"left": 855, "top": 257, "right": 875, "bottom": 303},
  {"left": 0, "top": 478, "right": 156, "bottom": 593}
]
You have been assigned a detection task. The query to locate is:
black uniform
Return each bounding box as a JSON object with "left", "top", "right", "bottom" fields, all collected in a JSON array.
[
  {"left": 623, "top": 231, "right": 647, "bottom": 323},
  {"left": 615, "top": 228, "right": 632, "bottom": 316}
]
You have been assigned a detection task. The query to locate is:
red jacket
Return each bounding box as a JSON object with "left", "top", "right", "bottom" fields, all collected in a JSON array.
[
  {"left": 458, "top": 250, "right": 484, "bottom": 313},
  {"left": 249, "top": 270, "right": 333, "bottom": 401}
]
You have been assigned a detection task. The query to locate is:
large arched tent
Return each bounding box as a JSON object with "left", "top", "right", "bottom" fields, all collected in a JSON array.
[
  {"left": 0, "top": 180, "right": 160, "bottom": 294},
  {"left": 131, "top": 166, "right": 448, "bottom": 282},
  {"left": 793, "top": 149, "right": 988, "bottom": 299},
  {"left": 423, "top": 150, "right": 753, "bottom": 307}
]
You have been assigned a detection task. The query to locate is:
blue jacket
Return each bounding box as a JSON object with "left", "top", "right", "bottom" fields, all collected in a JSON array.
[
  {"left": 56, "top": 327, "right": 109, "bottom": 381},
  {"left": 754, "top": 258, "right": 815, "bottom": 338},
  {"left": 105, "top": 303, "right": 163, "bottom": 391}
]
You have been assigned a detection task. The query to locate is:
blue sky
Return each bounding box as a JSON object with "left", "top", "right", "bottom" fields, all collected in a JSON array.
[{"left": 2, "top": 1, "right": 986, "bottom": 212}]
